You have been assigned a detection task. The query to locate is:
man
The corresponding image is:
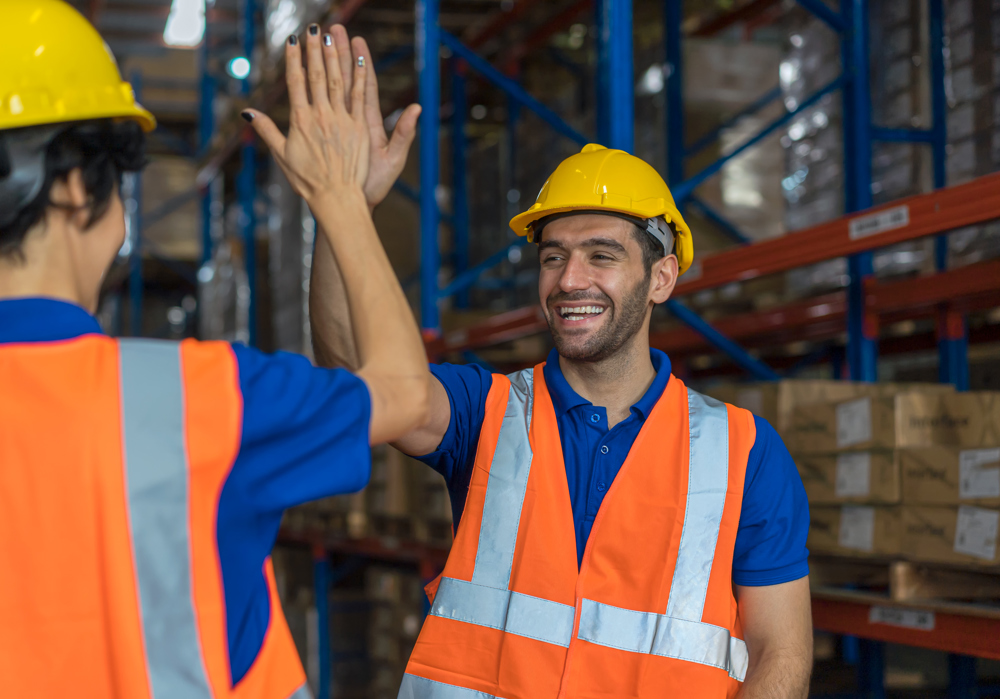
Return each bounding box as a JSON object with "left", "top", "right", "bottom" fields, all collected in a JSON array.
[
  {"left": 0, "top": 3, "right": 428, "bottom": 697},
  {"left": 310, "top": 33, "right": 813, "bottom": 699}
]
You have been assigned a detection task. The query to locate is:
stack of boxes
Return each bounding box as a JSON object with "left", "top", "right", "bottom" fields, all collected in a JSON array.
[{"left": 722, "top": 382, "right": 1000, "bottom": 569}]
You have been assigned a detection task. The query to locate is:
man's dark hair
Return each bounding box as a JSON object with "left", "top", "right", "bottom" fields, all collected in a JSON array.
[
  {"left": 629, "top": 222, "right": 674, "bottom": 275},
  {"left": 0, "top": 119, "right": 146, "bottom": 258}
]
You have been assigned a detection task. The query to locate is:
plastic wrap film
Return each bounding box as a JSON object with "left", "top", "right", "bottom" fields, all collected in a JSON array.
[
  {"left": 943, "top": 0, "right": 1000, "bottom": 266},
  {"left": 198, "top": 177, "right": 251, "bottom": 344},
  {"left": 266, "top": 165, "right": 313, "bottom": 356}
]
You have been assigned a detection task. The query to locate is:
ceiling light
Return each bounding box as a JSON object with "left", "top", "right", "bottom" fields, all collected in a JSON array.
[
  {"left": 164, "top": 0, "right": 206, "bottom": 48},
  {"left": 228, "top": 57, "right": 251, "bottom": 80}
]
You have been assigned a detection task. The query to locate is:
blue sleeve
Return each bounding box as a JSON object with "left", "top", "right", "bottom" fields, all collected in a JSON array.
[
  {"left": 415, "top": 363, "right": 494, "bottom": 524},
  {"left": 218, "top": 343, "right": 372, "bottom": 684},
  {"left": 731, "top": 416, "right": 810, "bottom": 587}
]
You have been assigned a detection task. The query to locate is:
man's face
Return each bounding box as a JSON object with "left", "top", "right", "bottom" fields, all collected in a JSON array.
[{"left": 537, "top": 214, "right": 653, "bottom": 362}]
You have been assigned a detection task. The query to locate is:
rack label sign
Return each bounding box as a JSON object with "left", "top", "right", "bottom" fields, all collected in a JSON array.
[
  {"left": 868, "top": 606, "right": 935, "bottom": 631},
  {"left": 849, "top": 205, "right": 910, "bottom": 240}
]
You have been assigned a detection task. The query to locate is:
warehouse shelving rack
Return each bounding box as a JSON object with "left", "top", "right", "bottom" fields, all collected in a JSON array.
[{"left": 175, "top": 0, "right": 1000, "bottom": 696}]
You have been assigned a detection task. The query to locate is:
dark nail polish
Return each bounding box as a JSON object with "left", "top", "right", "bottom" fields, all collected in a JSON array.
[
  {"left": 288, "top": 34, "right": 297, "bottom": 46},
  {"left": 308, "top": 24, "right": 319, "bottom": 36},
  {"left": 323, "top": 34, "right": 332, "bottom": 47},
  {"left": 241, "top": 111, "right": 254, "bottom": 123}
]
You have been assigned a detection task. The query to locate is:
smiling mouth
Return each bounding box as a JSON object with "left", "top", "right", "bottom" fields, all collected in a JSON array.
[{"left": 557, "top": 305, "right": 606, "bottom": 321}]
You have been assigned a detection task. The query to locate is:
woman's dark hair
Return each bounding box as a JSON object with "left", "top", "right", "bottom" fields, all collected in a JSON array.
[{"left": 0, "top": 119, "right": 146, "bottom": 258}]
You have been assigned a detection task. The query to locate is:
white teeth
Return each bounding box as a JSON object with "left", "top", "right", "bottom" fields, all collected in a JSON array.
[{"left": 558, "top": 305, "right": 605, "bottom": 319}]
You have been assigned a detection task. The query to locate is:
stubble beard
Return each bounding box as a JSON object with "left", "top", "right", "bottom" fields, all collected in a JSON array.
[{"left": 546, "top": 275, "right": 651, "bottom": 363}]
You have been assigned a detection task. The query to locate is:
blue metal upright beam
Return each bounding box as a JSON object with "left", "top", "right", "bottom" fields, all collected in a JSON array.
[
  {"left": 198, "top": 25, "right": 216, "bottom": 267},
  {"left": 238, "top": 0, "right": 257, "bottom": 346},
  {"left": 664, "top": 0, "right": 684, "bottom": 185},
  {"left": 418, "top": 0, "right": 441, "bottom": 334},
  {"left": 598, "top": 0, "right": 634, "bottom": 151},
  {"left": 929, "top": 0, "right": 967, "bottom": 389},
  {"left": 313, "top": 550, "right": 331, "bottom": 699},
  {"left": 842, "top": 0, "right": 877, "bottom": 381},
  {"left": 451, "top": 62, "right": 470, "bottom": 309}
]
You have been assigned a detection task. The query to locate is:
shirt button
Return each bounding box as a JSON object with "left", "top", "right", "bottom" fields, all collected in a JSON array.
[
  {"left": 600, "top": 445, "right": 609, "bottom": 455},
  {"left": 597, "top": 481, "right": 607, "bottom": 492},
  {"left": 590, "top": 414, "right": 600, "bottom": 423}
]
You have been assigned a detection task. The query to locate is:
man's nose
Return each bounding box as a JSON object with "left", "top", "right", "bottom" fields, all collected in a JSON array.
[{"left": 557, "top": 254, "right": 591, "bottom": 293}]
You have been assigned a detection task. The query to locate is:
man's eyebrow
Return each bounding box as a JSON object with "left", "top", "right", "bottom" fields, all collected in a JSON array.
[{"left": 538, "top": 237, "right": 628, "bottom": 253}]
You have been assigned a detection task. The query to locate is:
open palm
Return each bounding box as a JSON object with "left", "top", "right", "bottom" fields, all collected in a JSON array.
[{"left": 327, "top": 25, "right": 422, "bottom": 209}]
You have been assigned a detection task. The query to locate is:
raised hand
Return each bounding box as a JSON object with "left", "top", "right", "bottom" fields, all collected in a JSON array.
[
  {"left": 327, "top": 25, "right": 422, "bottom": 209},
  {"left": 242, "top": 25, "right": 370, "bottom": 206}
]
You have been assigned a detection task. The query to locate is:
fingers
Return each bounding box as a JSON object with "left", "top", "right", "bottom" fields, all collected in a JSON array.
[
  {"left": 387, "top": 103, "right": 422, "bottom": 159},
  {"left": 241, "top": 110, "right": 287, "bottom": 157},
  {"left": 352, "top": 37, "right": 388, "bottom": 144},
  {"left": 285, "top": 34, "right": 308, "bottom": 112},
  {"left": 305, "top": 24, "right": 330, "bottom": 110},
  {"left": 351, "top": 55, "right": 367, "bottom": 121},
  {"left": 331, "top": 25, "right": 354, "bottom": 110}
]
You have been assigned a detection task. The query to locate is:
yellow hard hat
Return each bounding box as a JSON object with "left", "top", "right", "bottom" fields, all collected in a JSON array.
[
  {"left": 509, "top": 144, "right": 694, "bottom": 275},
  {"left": 0, "top": 0, "right": 155, "bottom": 132}
]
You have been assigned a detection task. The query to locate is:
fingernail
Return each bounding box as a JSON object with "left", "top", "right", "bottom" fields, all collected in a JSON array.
[
  {"left": 323, "top": 34, "right": 332, "bottom": 47},
  {"left": 241, "top": 111, "right": 254, "bottom": 123},
  {"left": 288, "top": 34, "right": 297, "bottom": 46},
  {"left": 309, "top": 24, "right": 319, "bottom": 36},
  {"left": 357, "top": 56, "right": 365, "bottom": 67}
]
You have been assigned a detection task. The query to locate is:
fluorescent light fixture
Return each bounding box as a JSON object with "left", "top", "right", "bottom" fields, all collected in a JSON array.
[
  {"left": 164, "top": 0, "right": 206, "bottom": 48},
  {"left": 228, "top": 57, "right": 251, "bottom": 80}
]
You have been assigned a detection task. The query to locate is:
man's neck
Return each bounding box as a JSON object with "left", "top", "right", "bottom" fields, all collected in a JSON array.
[{"left": 558, "top": 335, "right": 656, "bottom": 428}]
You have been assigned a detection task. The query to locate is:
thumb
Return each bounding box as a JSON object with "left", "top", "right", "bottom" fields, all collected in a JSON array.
[
  {"left": 386, "top": 103, "right": 421, "bottom": 160},
  {"left": 241, "top": 110, "right": 286, "bottom": 156}
]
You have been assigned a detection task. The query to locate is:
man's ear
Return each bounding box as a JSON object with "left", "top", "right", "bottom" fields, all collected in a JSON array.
[
  {"left": 649, "top": 254, "right": 679, "bottom": 304},
  {"left": 47, "top": 168, "right": 91, "bottom": 229}
]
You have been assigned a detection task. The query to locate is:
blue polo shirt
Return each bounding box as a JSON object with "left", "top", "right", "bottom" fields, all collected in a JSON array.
[
  {"left": 419, "top": 348, "right": 810, "bottom": 585},
  {"left": 0, "top": 298, "right": 372, "bottom": 684}
]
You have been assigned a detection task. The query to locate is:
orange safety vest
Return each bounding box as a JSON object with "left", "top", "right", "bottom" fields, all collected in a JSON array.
[
  {"left": 0, "top": 336, "right": 309, "bottom": 699},
  {"left": 401, "top": 364, "right": 756, "bottom": 699}
]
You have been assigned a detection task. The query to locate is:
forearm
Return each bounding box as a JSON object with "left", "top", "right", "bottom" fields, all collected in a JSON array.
[
  {"left": 310, "top": 230, "right": 360, "bottom": 370},
  {"left": 735, "top": 646, "right": 812, "bottom": 699},
  {"left": 310, "top": 189, "right": 429, "bottom": 441}
]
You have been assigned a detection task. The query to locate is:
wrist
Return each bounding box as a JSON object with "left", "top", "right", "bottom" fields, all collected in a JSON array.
[{"left": 310, "top": 185, "right": 369, "bottom": 219}]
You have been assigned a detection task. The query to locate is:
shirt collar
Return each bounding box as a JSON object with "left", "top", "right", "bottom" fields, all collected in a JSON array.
[
  {"left": 542, "top": 347, "right": 672, "bottom": 420},
  {"left": 0, "top": 297, "right": 104, "bottom": 344}
]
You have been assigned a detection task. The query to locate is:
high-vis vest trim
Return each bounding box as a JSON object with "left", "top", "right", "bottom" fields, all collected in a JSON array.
[
  {"left": 576, "top": 599, "right": 749, "bottom": 680},
  {"left": 430, "top": 577, "right": 576, "bottom": 647},
  {"left": 411, "top": 369, "right": 750, "bottom": 697},
  {"left": 120, "top": 339, "right": 214, "bottom": 699},
  {"left": 471, "top": 369, "right": 533, "bottom": 590},
  {"left": 665, "top": 389, "right": 730, "bottom": 622},
  {"left": 399, "top": 674, "right": 498, "bottom": 699}
]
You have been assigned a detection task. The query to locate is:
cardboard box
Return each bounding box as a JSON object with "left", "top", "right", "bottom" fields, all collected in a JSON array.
[
  {"left": 808, "top": 505, "right": 901, "bottom": 557},
  {"left": 796, "top": 451, "right": 900, "bottom": 504},
  {"left": 900, "top": 447, "right": 1000, "bottom": 506},
  {"left": 785, "top": 391, "right": 1000, "bottom": 454},
  {"left": 705, "top": 380, "right": 952, "bottom": 434},
  {"left": 901, "top": 505, "right": 1000, "bottom": 566}
]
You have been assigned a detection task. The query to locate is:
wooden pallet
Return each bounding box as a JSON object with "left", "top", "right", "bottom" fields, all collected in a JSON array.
[{"left": 809, "top": 555, "right": 1000, "bottom": 602}]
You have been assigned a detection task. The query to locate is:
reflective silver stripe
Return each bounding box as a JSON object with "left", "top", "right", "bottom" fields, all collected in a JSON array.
[
  {"left": 430, "top": 577, "right": 575, "bottom": 647},
  {"left": 663, "top": 389, "right": 730, "bottom": 622},
  {"left": 577, "top": 599, "right": 747, "bottom": 681},
  {"left": 398, "top": 673, "right": 500, "bottom": 699},
  {"left": 287, "top": 684, "right": 313, "bottom": 699},
  {"left": 119, "top": 339, "right": 213, "bottom": 699},
  {"left": 470, "top": 369, "right": 534, "bottom": 590}
]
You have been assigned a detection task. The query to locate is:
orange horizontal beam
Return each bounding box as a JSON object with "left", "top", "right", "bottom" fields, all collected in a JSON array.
[
  {"left": 812, "top": 591, "right": 1000, "bottom": 660},
  {"left": 426, "top": 305, "right": 547, "bottom": 356},
  {"left": 868, "top": 258, "right": 1000, "bottom": 314},
  {"left": 675, "top": 172, "right": 1000, "bottom": 296}
]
